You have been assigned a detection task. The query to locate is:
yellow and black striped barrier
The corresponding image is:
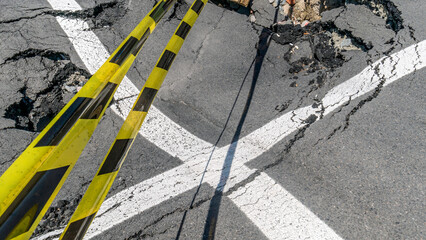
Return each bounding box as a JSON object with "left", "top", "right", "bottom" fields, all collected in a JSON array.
[
  {"left": 59, "top": 0, "right": 207, "bottom": 239},
  {"left": 0, "top": 1, "right": 175, "bottom": 239}
]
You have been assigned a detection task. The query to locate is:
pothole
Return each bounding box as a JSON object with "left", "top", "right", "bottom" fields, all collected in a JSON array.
[
  {"left": 2, "top": 52, "right": 90, "bottom": 132},
  {"left": 271, "top": 22, "right": 346, "bottom": 74}
]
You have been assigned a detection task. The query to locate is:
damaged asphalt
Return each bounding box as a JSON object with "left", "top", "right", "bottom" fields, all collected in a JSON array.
[{"left": 0, "top": 0, "right": 425, "bottom": 239}]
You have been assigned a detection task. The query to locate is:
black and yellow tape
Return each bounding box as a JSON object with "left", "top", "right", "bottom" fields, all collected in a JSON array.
[
  {"left": 59, "top": 0, "right": 207, "bottom": 239},
  {"left": 0, "top": 1, "right": 175, "bottom": 239}
]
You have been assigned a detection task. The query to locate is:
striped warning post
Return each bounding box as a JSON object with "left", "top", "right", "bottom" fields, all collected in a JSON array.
[
  {"left": 59, "top": 1, "right": 207, "bottom": 239},
  {"left": 0, "top": 1, "right": 175, "bottom": 239}
]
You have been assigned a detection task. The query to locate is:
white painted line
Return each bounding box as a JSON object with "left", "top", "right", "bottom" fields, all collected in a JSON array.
[
  {"left": 37, "top": 0, "right": 426, "bottom": 239},
  {"left": 56, "top": 17, "right": 108, "bottom": 74},
  {"left": 323, "top": 42, "right": 426, "bottom": 115},
  {"left": 54, "top": 3, "right": 214, "bottom": 162},
  {"left": 87, "top": 165, "right": 200, "bottom": 238},
  {"left": 229, "top": 172, "right": 342, "bottom": 240}
]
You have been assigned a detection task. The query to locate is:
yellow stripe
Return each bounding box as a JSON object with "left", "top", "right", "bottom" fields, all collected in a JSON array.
[
  {"left": 116, "top": 111, "right": 147, "bottom": 139},
  {"left": 70, "top": 172, "right": 119, "bottom": 221},
  {"left": 186, "top": 8, "right": 200, "bottom": 25},
  {"left": 144, "top": 68, "right": 168, "bottom": 90}
]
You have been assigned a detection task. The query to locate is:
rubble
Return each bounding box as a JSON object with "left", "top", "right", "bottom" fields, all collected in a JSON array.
[{"left": 271, "top": 22, "right": 345, "bottom": 73}]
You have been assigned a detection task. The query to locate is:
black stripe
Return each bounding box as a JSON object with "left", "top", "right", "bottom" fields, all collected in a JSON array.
[
  {"left": 35, "top": 97, "right": 92, "bottom": 147},
  {"left": 191, "top": 0, "right": 204, "bottom": 15},
  {"left": 150, "top": 1, "right": 167, "bottom": 23},
  {"left": 134, "top": 88, "right": 158, "bottom": 112},
  {"left": 98, "top": 139, "right": 133, "bottom": 175},
  {"left": 0, "top": 166, "right": 69, "bottom": 238},
  {"left": 175, "top": 22, "right": 191, "bottom": 40},
  {"left": 162, "top": 0, "right": 175, "bottom": 11},
  {"left": 110, "top": 36, "right": 138, "bottom": 66},
  {"left": 61, "top": 212, "right": 96, "bottom": 240},
  {"left": 156, "top": 50, "right": 176, "bottom": 70},
  {"left": 80, "top": 82, "right": 117, "bottom": 119},
  {"left": 132, "top": 29, "right": 151, "bottom": 56}
]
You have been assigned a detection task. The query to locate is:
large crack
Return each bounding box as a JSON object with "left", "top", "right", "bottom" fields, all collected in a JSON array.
[
  {"left": 346, "top": 0, "right": 404, "bottom": 33},
  {"left": 1, "top": 49, "right": 70, "bottom": 65},
  {"left": 320, "top": 20, "right": 373, "bottom": 51},
  {"left": 0, "top": 1, "right": 127, "bottom": 29},
  {"left": 313, "top": 51, "right": 401, "bottom": 146},
  {"left": 225, "top": 123, "right": 311, "bottom": 196},
  {"left": 123, "top": 120, "right": 315, "bottom": 239},
  {"left": 1, "top": 49, "right": 91, "bottom": 132},
  {"left": 124, "top": 195, "right": 212, "bottom": 239}
]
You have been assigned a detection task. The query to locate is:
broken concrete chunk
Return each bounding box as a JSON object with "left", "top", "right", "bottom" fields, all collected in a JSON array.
[
  {"left": 272, "top": 24, "right": 305, "bottom": 44},
  {"left": 250, "top": 0, "right": 277, "bottom": 27},
  {"left": 249, "top": 13, "right": 256, "bottom": 23},
  {"left": 340, "top": 38, "right": 352, "bottom": 48}
]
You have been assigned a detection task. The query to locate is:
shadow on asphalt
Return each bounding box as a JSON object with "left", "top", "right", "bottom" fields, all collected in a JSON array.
[
  {"left": 201, "top": 27, "right": 273, "bottom": 239},
  {"left": 175, "top": 3, "right": 280, "bottom": 239}
]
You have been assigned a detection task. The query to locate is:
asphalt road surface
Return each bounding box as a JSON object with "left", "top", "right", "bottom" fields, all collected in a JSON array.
[{"left": 0, "top": 0, "right": 425, "bottom": 239}]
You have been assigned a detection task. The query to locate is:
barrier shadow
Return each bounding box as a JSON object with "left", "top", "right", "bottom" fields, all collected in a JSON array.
[{"left": 175, "top": 3, "right": 280, "bottom": 239}]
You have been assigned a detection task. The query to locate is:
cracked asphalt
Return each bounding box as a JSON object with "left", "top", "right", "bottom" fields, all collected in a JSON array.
[{"left": 0, "top": 0, "right": 425, "bottom": 239}]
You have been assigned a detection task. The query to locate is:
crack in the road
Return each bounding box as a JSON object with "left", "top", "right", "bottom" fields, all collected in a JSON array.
[
  {"left": 408, "top": 25, "right": 417, "bottom": 42},
  {"left": 1, "top": 48, "right": 70, "bottom": 66},
  {"left": 2, "top": 53, "right": 90, "bottom": 132},
  {"left": 313, "top": 52, "right": 401, "bottom": 146},
  {"left": 0, "top": 1, "right": 126, "bottom": 30},
  {"left": 346, "top": 0, "right": 404, "bottom": 33},
  {"left": 192, "top": 9, "right": 226, "bottom": 64},
  {"left": 224, "top": 124, "right": 311, "bottom": 197},
  {"left": 5, "top": 0, "right": 419, "bottom": 238},
  {"left": 323, "top": 21, "right": 373, "bottom": 51},
  {"left": 165, "top": 0, "right": 189, "bottom": 22},
  {"left": 124, "top": 196, "right": 212, "bottom": 239}
]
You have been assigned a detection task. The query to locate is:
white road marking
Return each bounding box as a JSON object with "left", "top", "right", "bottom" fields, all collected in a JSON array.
[
  {"left": 87, "top": 165, "right": 201, "bottom": 237},
  {"left": 35, "top": 0, "right": 426, "bottom": 239},
  {"left": 228, "top": 172, "right": 341, "bottom": 240}
]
